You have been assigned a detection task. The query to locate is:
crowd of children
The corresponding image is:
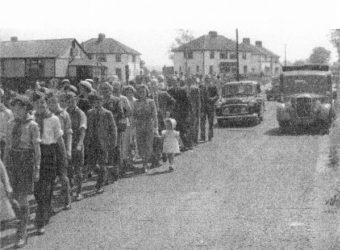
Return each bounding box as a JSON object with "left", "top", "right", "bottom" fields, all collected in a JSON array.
[{"left": 0, "top": 74, "right": 219, "bottom": 248}]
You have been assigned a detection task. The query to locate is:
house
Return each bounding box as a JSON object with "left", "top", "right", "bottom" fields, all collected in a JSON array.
[
  {"left": 172, "top": 31, "right": 281, "bottom": 79},
  {"left": 172, "top": 31, "right": 253, "bottom": 77},
  {"left": 82, "top": 34, "right": 141, "bottom": 83},
  {"left": 0, "top": 37, "right": 106, "bottom": 93},
  {"left": 240, "top": 38, "right": 281, "bottom": 76}
]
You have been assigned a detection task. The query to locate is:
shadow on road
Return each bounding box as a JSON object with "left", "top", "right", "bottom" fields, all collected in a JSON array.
[{"left": 265, "top": 127, "right": 327, "bottom": 136}]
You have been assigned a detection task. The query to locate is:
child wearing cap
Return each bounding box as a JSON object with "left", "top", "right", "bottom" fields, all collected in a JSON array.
[
  {"left": 4, "top": 94, "right": 41, "bottom": 248},
  {"left": 162, "top": 118, "right": 180, "bottom": 171},
  {"left": 66, "top": 92, "right": 87, "bottom": 201},
  {"left": 46, "top": 92, "right": 72, "bottom": 211},
  {"left": 33, "top": 91, "right": 67, "bottom": 235}
]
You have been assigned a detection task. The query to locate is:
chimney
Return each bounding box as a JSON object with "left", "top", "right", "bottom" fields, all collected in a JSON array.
[
  {"left": 243, "top": 38, "right": 250, "bottom": 45},
  {"left": 255, "top": 41, "right": 262, "bottom": 47},
  {"left": 208, "top": 31, "right": 218, "bottom": 38},
  {"left": 10, "top": 36, "right": 18, "bottom": 42},
  {"left": 98, "top": 33, "right": 105, "bottom": 42}
]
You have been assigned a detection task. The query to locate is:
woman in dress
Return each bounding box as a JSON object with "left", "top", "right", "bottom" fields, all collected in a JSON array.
[
  {"left": 122, "top": 85, "right": 140, "bottom": 162},
  {"left": 133, "top": 85, "right": 158, "bottom": 173}
]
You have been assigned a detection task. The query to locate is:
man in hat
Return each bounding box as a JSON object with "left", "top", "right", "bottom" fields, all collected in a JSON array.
[
  {"left": 66, "top": 92, "right": 87, "bottom": 201},
  {"left": 186, "top": 77, "right": 201, "bottom": 146},
  {"left": 0, "top": 88, "right": 13, "bottom": 160},
  {"left": 167, "top": 76, "right": 192, "bottom": 151},
  {"left": 200, "top": 75, "right": 219, "bottom": 141},
  {"left": 86, "top": 93, "right": 117, "bottom": 194}
]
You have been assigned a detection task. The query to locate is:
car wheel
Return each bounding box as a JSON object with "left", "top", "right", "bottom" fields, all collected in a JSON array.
[{"left": 217, "top": 119, "right": 224, "bottom": 127}]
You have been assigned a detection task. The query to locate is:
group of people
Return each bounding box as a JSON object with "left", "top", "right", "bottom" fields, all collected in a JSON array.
[{"left": 0, "top": 73, "right": 219, "bottom": 248}]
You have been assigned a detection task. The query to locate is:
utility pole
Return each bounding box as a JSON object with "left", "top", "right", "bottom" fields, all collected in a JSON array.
[{"left": 236, "top": 29, "right": 240, "bottom": 81}]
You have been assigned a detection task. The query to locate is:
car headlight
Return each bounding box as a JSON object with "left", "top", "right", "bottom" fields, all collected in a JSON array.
[
  {"left": 248, "top": 100, "right": 256, "bottom": 106},
  {"left": 223, "top": 108, "right": 229, "bottom": 115}
]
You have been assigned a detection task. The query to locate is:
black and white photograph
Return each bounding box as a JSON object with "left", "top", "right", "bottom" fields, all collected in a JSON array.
[{"left": 2, "top": 0, "right": 340, "bottom": 249}]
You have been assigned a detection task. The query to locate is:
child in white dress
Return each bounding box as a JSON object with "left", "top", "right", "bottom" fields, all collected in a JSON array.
[{"left": 162, "top": 118, "right": 180, "bottom": 171}]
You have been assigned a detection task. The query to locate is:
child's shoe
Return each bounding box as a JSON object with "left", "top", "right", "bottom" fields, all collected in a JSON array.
[{"left": 169, "top": 165, "right": 174, "bottom": 171}]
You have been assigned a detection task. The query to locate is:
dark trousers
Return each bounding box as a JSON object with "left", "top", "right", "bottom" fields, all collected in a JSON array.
[
  {"left": 200, "top": 107, "right": 215, "bottom": 140},
  {"left": 68, "top": 147, "right": 84, "bottom": 195},
  {"left": 34, "top": 144, "right": 57, "bottom": 229},
  {"left": 88, "top": 142, "right": 108, "bottom": 190},
  {"left": 50, "top": 143, "right": 71, "bottom": 206},
  {"left": 190, "top": 111, "right": 200, "bottom": 144},
  {"left": 173, "top": 113, "right": 192, "bottom": 149}
]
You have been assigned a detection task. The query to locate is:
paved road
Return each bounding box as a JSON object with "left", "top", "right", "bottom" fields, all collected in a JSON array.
[{"left": 2, "top": 100, "right": 340, "bottom": 249}]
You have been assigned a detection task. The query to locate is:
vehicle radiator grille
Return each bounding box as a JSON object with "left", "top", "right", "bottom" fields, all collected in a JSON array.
[{"left": 296, "top": 97, "right": 312, "bottom": 117}]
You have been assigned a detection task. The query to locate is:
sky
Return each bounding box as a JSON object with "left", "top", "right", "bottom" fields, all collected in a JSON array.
[{"left": 1, "top": 0, "right": 340, "bottom": 70}]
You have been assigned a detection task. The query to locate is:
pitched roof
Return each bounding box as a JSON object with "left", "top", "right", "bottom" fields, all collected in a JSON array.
[
  {"left": 69, "top": 58, "right": 106, "bottom": 67},
  {"left": 0, "top": 38, "right": 77, "bottom": 58},
  {"left": 240, "top": 42, "right": 280, "bottom": 58},
  {"left": 172, "top": 33, "right": 252, "bottom": 52},
  {"left": 82, "top": 38, "right": 141, "bottom": 55}
]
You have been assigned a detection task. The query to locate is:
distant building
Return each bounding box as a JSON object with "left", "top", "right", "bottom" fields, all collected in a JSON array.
[
  {"left": 0, "top": 37, "right": 106, "bottom": 93},
  {"left": 172, "top": 31, "right": 281, "bottom": 78},
  {"left": 82, "top": 33, "right": 141, "bottom": 83},
  {"left": 240, "top": 38, "right": 281, "bottom": 76}
]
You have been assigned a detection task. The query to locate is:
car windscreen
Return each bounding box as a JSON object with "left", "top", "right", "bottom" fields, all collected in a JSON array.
[
  {"left": 283, "top": 75, "right": 329, "bottom": 95},
  {"left": 222, "top": 84, "right": 255, "bottom": 97}
]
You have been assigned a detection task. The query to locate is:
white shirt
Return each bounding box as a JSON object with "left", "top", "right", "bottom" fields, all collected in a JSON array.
[
  {"left": 0, "top": 105, "right": 13, "bottom": 141},
  {"left": 41, "top": 114, "right": 63, "bottom": 145}
]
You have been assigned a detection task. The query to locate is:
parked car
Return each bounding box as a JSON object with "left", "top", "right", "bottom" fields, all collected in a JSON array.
[
  {"left": 215, "top": 81, "right": 265, "bottom": 126},
  {"left": 265, "top": 85, "right": 280, "bottom": 101},
  {"left": 276, "top": 65, "right": 336, "bottom": 134}
]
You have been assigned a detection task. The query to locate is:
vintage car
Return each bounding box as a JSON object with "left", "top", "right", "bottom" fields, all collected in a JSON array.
[
  {"left": 276, "top": 65, "right": 336, "bottom": 133},
  {"left": 215, "top": 81, "right": 265, "bottom": 126}
]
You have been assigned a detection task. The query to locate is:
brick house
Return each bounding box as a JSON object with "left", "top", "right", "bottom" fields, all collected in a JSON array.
[
  {"left": 0, "top": 37, "right": 106, "bottom": 93},
  {"left": 82, "top": 34, "right": 141, "bottom": 83},
  {"left": 172, "top": 31, "right": 281, "bottom": 78}
]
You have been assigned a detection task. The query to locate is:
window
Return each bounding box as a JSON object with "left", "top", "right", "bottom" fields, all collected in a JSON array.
[
  {"left": 132, "top": 55, "right": 136, "bottom": 63},
  {"left": 209, "top": 65, "right": 213, "bottom": 75},
  {"left": 243, "top": 66, "right": 248, "bottom": 74},
  {"left": 196, "top": 65, "right": 199, "bottom": 73},
  {"left": 97, "top": 54, "right": 106, "bottom": 62},
  {"left": 188, "top": 51, "right": 193, "bottom": 59},
  {"left": 242, "top": 52, "right": 247, "bottom": 60},
  {"left": 230, "top": 52, "right": 236, "bottom": 59},
  {"left": 27, "top": 59, "right": 44, "bottom": 77},
  {"left": 220, "top": 52, "right": 227, "bottom": 59},
  {"left": 116, "top": 54, "right": 121, "bottom": 62},
  {"left": 184, "top": 51, "right": 193, "bottom": 59},
  {"left": 210, "top": 51, "right": 215, "bottom": 59},
  {"left": 115, "top": 68, "right": 122, "bottom": 80}
]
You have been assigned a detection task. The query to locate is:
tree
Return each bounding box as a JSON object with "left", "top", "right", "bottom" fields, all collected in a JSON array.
[
  {"left": 168, "top": 29, "right": 195, "bottom": 60},
  {"left": 330, "top": 29, "right": 340, "bottom": 62},
  {"left": 293, "top": 59, "right": 306, "bottom": 66},
  {"left": 308, "top": 47, "right": 331, "bottom": 65}
]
